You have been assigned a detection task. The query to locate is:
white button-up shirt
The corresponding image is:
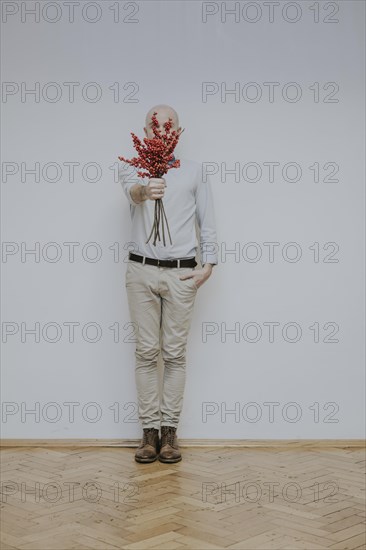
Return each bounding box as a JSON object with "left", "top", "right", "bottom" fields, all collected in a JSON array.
[{"left": 119, "top": 157, "right": 218, "bottom": 266}]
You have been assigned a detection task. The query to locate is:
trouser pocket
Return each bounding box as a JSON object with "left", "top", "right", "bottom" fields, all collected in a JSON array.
[{"left": 175, "top": 267, "right": 198, "bottom": 290}]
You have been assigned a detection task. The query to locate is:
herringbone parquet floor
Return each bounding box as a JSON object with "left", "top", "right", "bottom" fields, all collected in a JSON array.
[{"left": 1, "top": 445, "right": 365, "bottom": 550}]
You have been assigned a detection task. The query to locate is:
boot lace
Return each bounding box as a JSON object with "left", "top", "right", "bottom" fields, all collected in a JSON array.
[
  {"left": 162, "top": 427, "right": 176, "bottom": 446},
  {"left": 142, "top": 428, "right": 158, "bottom": 446}
]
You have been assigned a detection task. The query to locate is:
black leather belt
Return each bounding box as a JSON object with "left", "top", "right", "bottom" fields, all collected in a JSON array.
[{"left": 129, "top": 252, "right": 197, "bottom": 268}]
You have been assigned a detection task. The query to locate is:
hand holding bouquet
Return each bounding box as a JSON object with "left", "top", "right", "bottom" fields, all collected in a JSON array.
[{"left": 118, "top": 112, "right": 184, "bottom": 246}]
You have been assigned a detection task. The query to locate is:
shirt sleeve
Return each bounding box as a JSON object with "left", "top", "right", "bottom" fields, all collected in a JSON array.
[
  {"left": 118, "top": 161, "right": 143, "bottom": 206},
  {"left": 195, "top": 166, "right": 219, "bottom": 266}
]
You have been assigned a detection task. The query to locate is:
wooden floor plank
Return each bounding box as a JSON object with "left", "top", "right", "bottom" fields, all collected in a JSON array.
[{"left": 1, "top": 446, "right": 364, "bottom": 550}]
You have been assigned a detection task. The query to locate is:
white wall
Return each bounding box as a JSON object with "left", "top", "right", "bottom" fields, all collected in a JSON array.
[{"left": 2, "top": 0, "right": 365, "bottom": 439}]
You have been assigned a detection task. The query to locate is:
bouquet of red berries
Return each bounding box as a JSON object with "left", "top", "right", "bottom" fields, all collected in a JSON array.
[{"left": 118, "top": 112, "right": 184, "bottom": 246}]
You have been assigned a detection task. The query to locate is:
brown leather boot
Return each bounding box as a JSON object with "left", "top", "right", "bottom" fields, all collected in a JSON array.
[
  {"left": 159, "top": 426, "right": 182, "bottom": 463},
  {"left": 135, "top": 428, "right": 160, "bottom": 463}
]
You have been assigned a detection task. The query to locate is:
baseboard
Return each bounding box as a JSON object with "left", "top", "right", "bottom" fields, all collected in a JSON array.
[{"left": 1, "top": 439, "right": 365, "bottom": 448}]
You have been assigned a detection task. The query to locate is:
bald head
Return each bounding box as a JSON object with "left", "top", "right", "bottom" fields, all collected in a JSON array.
[{"left": 144, "top": 104, "right": 181, "bottom": 139}]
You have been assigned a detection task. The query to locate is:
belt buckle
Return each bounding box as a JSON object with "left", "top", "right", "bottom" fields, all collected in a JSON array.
[
  {"left": 142, "top": 256, "right": 146, "bottom": 265},
  {"left": 177, "top": 259, "right": 180, "bottom": 268}
]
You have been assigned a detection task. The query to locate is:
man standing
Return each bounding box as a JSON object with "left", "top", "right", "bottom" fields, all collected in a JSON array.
[{"left": 119, "top": 104, "right": 218, "bottom": 463}]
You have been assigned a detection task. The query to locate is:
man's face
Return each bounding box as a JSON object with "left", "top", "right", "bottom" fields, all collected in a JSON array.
[{"left": 144, "top": 109, "right": 181, "bottom": 140}]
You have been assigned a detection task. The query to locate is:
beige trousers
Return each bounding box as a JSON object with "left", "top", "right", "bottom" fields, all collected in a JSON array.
[{"left": 125, "top": 259, "right": 198, "bottom": 430}]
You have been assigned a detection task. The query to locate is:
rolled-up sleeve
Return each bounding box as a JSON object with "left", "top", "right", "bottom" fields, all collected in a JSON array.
[
  {"left": 195, "top": 166, "right": 219, "bottom": 266},
  {"left": 118, "top": 161, "right": 142, "bottom": 206}
]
